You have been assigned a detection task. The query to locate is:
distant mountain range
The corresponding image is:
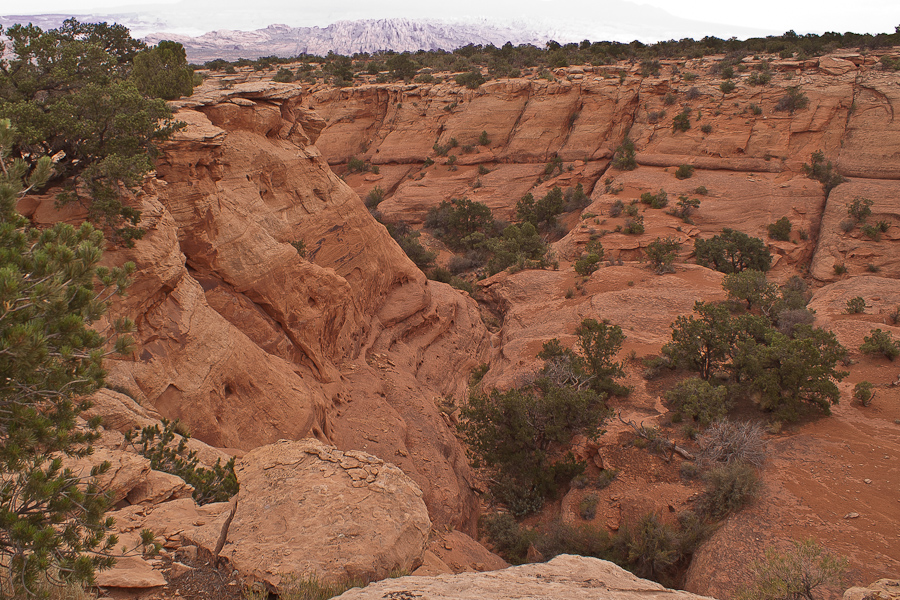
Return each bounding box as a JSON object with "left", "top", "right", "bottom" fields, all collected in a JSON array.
[
  {"left": 1, "top": 0, "right": 774, "bottom": 62},
  {"left": 142, "top": 19, "right": 548, "bottom": 62}
]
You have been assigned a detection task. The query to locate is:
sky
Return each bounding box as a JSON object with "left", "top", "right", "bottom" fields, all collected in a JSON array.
[{"left": 1, "top": 0, "right": 897, "bottom": 40}]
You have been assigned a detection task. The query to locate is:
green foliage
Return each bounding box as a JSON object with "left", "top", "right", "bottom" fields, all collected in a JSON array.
[
  {"left": 132, "top": 40, "right": 194, "bottom": 99},
  {"left": 645, "top": 236, "right": 680, "bottom": 274},
  {"left": 609, "top": 513, "right": 697, "bottom": 582},
  {"left": 860, "top": 328, "right": 900, "bottom": 361},
  {"left": 675, "top": 164, "right": 695, "bottom": 179},
  {"left": 612, "top": 136, "right": 637, "bottom": 170},
  {"left": 733, "top": 325, "right": 848, "bottom": 420},
  {"left": 673, "top": 196, "right": 701, "bottom": 221},
  {"left": 273, "top": 67, "right": 295, "bottom": 82},
  {"left": 663, "top": 302, "right": 741, "bottom": 380},
  {"left": 847, "top": 197, "right": 872, "bottom": 223},
  {"left": 478, "top": 130, "right": 491, "bottom": 146},
  {"left": 386, "top": 53, "right": 417, "bottom": 80},
  {"left": 126, "top": 419, "right": 239, "bottom": 504},
  {"left": 665, "top": 378, "right": 729, "bottom": 425},
  {"left": 767, "top": 216, "right": 792, "bottom": 241},
  {"left": 640, "top": 189, "right": 668, "bottom": 209},
  {"left": 364, "top": 186, "right": 385, "bottom": 208},
  {"left": 346, "top": 157, "right": 370, "bottom": 173},
  {"left": 694, "top": 228, "right": 772, "bottom": 274},
  {"left": 774, "top": 86, "right": 809, "bottom": 113},
  {"left": 853, "top": 381, "right": 874, "bottom": 406},
  {"left": 384, "top": 221, "right": 436, "bottom": 271},
  {"left": 803, "top": 150, "right": 847, "bottom": 194},
  {"left": 482, "top": 222, "right": 548, "bottom": 275},
  {"left": 455, "top": 68, "right": 486, "bottom": 89},
  {"left": 749, "top": 103, "right": 763, "bottom": 115},
  {"left": 425, "top": 198, "right": 495, "bottom": 250},
  {"left": 722, "top": 270, "right": 778, "bottom": 312},
  {"left": 480, "top": 513, "right": 535, "bottom": 565},
  {"left": 564, "top": 183, "right": 590, "bottom": 211},
  {"left": 460, "top": 383, "right": 608, "bottom": 515},
  {"left": 575, "top": 252, "right": 603, "bottom": 277},
  {"left": 740, "top": 539, "right": 848, "bottom": 600},
  {"left": 719, "top": 80, "right": 736, "bottom": 93},
  {"left": 623, "top": 214, "right": 644, "bottom": 235},
  {"left": 579, "top": 494, "right": 599, "bottom": 519},
  {"left": 672, "top": 109, "right": 691, "bottom": 132},
  {"left": 516, "top": 187, "right": 564, "bottom": 228},
  {"left": 747, "top": 70, "right": 772, "bottom": 86},
  {"left": 699, "top": 462, "right": 761, "bottom": 519},
  {"left": 291, "top": 240, "right": 306, "bottom": 258},
  {"left": 0, "top": 120, "right": 140, "bottom": 593},
  {"left": 845, "top": 296, "right": 866, "bottom": 314},
  {"left": 0, "top": 20, "right": 183, "bottom": 242}
]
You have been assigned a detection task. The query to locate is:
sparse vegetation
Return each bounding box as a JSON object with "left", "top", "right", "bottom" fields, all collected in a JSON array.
[
  {"left": 767, "top": 217, "right": 792, "bottom": 241},
  {"left": 803, "top": 151, "right": 847, "bottom": 194},
  {"left": 612, "top": 136, "right": 638, "bottom": 170},
  {"left": 860, "top": 328, "right": 900, "bottom": 361},
  {"left": 694, "top": 229, "right": 772, "bottom": 273},
  {"left": 845, "top": 296, "right": 866, "bottom": 314},
  {"left": 740, "top": 539, "right": 847, "bottom": 600},
  {"left": 774, "top": 86, "right": 809, "bottom": 113},
  {"left": 675, "top": 164, "right": 695, "bottom": 179},
  {"left": 645, "top": 236, "right": 681, "bottom": 273},
  {"left": 853, "top": 381, "right": 874, "bottom": 406}
]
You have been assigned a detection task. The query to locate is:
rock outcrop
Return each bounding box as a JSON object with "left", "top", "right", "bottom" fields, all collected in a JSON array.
[
  {"left": 217, "top": 439, "right": 431, "bottom": 591},
  {"left": 333, "top": 554, "right": 717, "bottom": 600},
  {"left": 844, "top": 580, "right": 900, "bottom": 600}
]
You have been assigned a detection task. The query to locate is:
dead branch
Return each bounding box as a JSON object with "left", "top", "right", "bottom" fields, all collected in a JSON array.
[{"left": 618, "top": 412, "right": 695, "bottom": 462}]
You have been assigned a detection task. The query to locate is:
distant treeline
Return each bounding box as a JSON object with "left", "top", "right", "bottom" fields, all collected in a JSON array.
[{"left": 198, "top": 27, "right": 900, "bottom": 86}]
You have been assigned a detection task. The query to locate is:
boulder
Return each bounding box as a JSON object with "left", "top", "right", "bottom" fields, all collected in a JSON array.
[
  {"left": 219, "top": 439, "right": 430, "bottom": 591},
  {"left": 844, "top": 579, "right": 900, "bottom": 600},
  {"left": 96, "top": 556, "right": 166, "bottom": 589},
  {"left": 333, "top": 554, "right": 717, "bottom": 600}
]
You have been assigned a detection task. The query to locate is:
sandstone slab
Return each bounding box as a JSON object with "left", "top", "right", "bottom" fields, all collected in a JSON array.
[
  {"left": 334, "top": 554, "right": 717, "bottom": 600},
  {"left": 219, "top": 439, "right": 430, "bottom": 591}
]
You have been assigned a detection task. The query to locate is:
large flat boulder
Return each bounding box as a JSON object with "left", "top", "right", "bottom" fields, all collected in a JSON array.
[
  {"left": 333, "top": 554, "right": 717, "bottom": 600},
  {"left": 219, "top": 439, "right": 430, "bottom": 592}
]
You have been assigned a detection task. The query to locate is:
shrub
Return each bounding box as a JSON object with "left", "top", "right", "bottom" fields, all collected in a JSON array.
[
  {"left": 461, "top": 384, "right": 608, "bottom": 515},
  {"left": 596, "top": 469, "right": 618, "bottom": 489},
  {"left": 609, "top": 513, "right": 685, "bottom": 581},
  {"left": 481, "top": 513, "right": 534, "bottom": 564},
  {"left": 861, "top": 224, "right": 881, "bottom": 241},
  {"left": 776, "top": 308, "right": 816, "bottom": 337},
  {"left": 612, "top": 137, "right": 638, "bottom": 170},
  {"left": 747, "top": 71, "right": 772, "bottom": 86},
  {"left": 767, "top": 217, "right": 792, "bottom": 241},
  {"left": 346, "top": 157, "right": 369, "bottom": 173},
  {"left": 675, "top": 164, "right": 695, "bottom": 179},
  {"left": 700, "top": 123, "right": 713, "bottom": 134},
  {"left": 665, "top": 378, "right": 730, "bottom": 426},
  {"left": 133, "top": 40, "right": 194, "bottom": 100},
  {"left": 664, "top": 92, "right": 677, "bottom": 105},
  {"left": 698, "top": 420, "right": 767, "bottom": 468},
  {"left": 364, "top": 186, "right": 385, "bottom": 208},
  {"left": 579, "top": 494, "right": 599, "bottom": 520},
  {"left": 853, "top": 381, "right": 874, "bottom": 406},
  {"left": 749, "top": 103, "right": 763, "bottom": 115},
  {"left": 699, "top": 461, "right": 761, "bottom": 519},
  {"left": 384, "top": 221, "right": 437, "bottom": 271},
  {"left": 478, "top": 164, "right": 490, "bottom": 175},
  {"left": 424, "top": 198, "right": 495, "bottom": 250},
  {"left": 803, "top": 150, "right": 847, "bottom": 194},
  {"left": 273, "top": 67, "right": 294, "bottom": 82},
  {"left": 740, "top": 539, "right": 848, "bottom": 600},
  {"left": 623, "top": 215, "right": 645, "bottom": 235},
  {"left": 575, "top": 253, "right": 603, "bottom": 276},
  {"left": 847, "top": 197, "right": 873, "bottom": 223},
  {"left": 683, "top": 72, "right": 698, "bottom": 82},
  {"left": 673, "top": 110, "right": 691, "bottom": 132},
  {"left": 694, "top": 228, "right": 772, "bottom": 273},
  {"left": 640, "top": 189, "right": 668, "bottom": 209},
  {"left": 720, "top": 80, "right": 736, "bottom": 93},
  {"left": 774, "top": 86, "right": 809, "bottom": 113},
  {"left": 673, "top": 196, "right": 701, "bottom": 220},
  {"left": 291, "top": 240, "right": 306, "bottom": 258},
  {"left": 645, "top": 236, "right": 681, "bottom": 274},
  {"left": 516, "top": 187, "right": 565, "bottom": 228},
  {"left": 833, "top": 263, "right": 847, "bottom": 275},
  {"left": 609, "top": 199, "right": 625, "bottom": 217},
  {"left": 126, "top": 419, "right": 239, "bottom": 504},
  {"left": 478, "top": 130, "right": 491, "bottom": 146},
  {"left": 860, "top": 328, "right": 900, "bottom": 361},
  {"left": 845, "top": 296, "right": 866, "bottom": 314},
  {"left": 455, "top": 68, "right": 485, "bottom": 89}
]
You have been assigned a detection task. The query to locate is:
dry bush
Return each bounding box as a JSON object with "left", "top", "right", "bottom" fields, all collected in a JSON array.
[{"left": 698, "top": 419, "right": 767, "bottom": 468}]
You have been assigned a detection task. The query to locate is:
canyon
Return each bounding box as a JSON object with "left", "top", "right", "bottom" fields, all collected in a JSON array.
[{"left": 20, "top": 49, "right": 900, "bottom": 598}]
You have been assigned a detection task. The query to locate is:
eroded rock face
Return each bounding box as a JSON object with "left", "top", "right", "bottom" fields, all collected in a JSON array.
[
  {"left": 844, "top": 579, "right": 900, "bottom": 600},
  {"left": 219, "top": 439, "right": 430, "bottom": 591},
  {"left": 87, "top": 82, "right": 490, "bottom": 532},
  {"left": 333, "top": 554, "right": 718, "bottom": 600}
]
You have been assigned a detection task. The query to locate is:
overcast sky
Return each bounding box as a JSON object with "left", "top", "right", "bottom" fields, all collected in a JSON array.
[{"left": 2, "top": 0, "right": 897, "bottom": 39}]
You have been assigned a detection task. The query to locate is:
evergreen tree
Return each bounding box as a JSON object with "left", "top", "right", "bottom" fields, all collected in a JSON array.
[
  {"left": 131, "top": 40, "right": 194, "bottom": 100},
  {"left": 0, "top": 119, "right": 145, "bottom": 594}
]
